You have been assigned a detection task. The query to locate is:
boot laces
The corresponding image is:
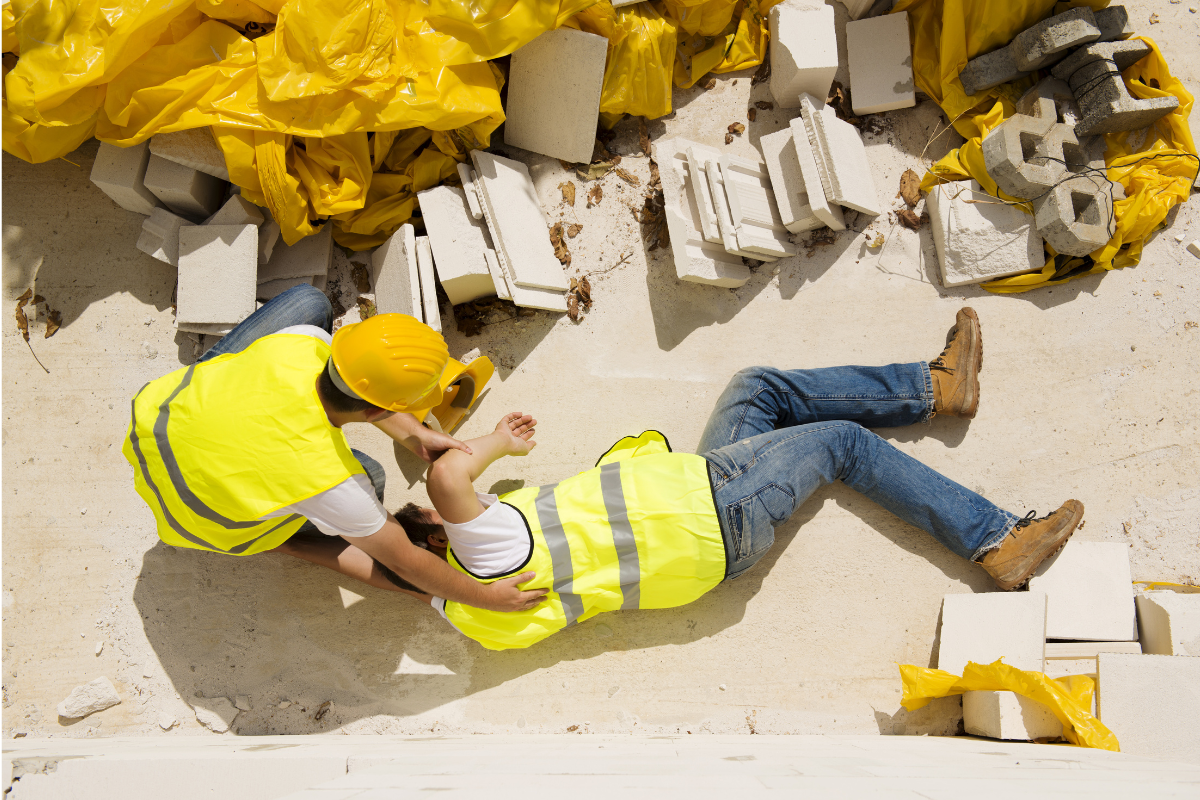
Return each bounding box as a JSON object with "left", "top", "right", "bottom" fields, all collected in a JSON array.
[
  {"left": 1013, "top": 509, "right": 1052, "bottom": 531},
  {"left": 929, "top": 332, "right": 957, "bottom": 374}
]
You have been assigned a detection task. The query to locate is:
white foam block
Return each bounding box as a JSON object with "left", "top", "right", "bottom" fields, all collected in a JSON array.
[
  {"left": 759, "top": 127, "right": 822, "bottom": 234},
  {"left": 927, "top": 180, "right": 1044, "bottom": 287},
  {"left": 847, "top": 12, "right": 916, "bottom": 115},
  {"left": 371, "top": 224, "right": 422, "bottom": 319},
  {"left": 136, "top": 208, "right": 194, "bottom": 266},
  {"left": 143, "top": 155, "right": 227, "bottom": 221},
  {"left": 149, "top": 128, "right": 231, "bottom": 181},
  {"left": 177, "top": 225, "right": 257, "bottom": 327},
  {"left": 504, "top": 27, "right": 608, "bottom": 164},
  {"left": 258, "top": 225, "right": 332, "bottom": 284},
  {"left": 418, "top": 185, "right": 498, "bottom": 305},
  {"left": 769, "top": 4, "right": 838, "bottom": 109},
  {"left": 938, "top": 592, "right": 1047, "bottom": 675},
  {"left": 963, "top": 691, "right": 1063, "bottom": 741},
  {"left": 90, "top": 141, "right": 163, "bottom": 215},
  {"left": 470, "top": 150, "right": 569, "bottom": 291},
  {"left": 798, "top": 93, "right": 881, "bottom": 216},
  {"left": 1135, "top": 591, "right": 1200, "bottom": 656},
  {"left": 415, "top": 236, "right": 441, "bottom": 332},
  {"left": 1028, "top": 541, "right": 1137, "bottom": 641},
  {"left": 788, "top": 116, "right": 847, "bottom": 231},
  {"left": 719, "top": 154, "right": 798, "bottom": 258},
  {"left": 1098, "top": 653, "right": 1200, "bottom": 763}
]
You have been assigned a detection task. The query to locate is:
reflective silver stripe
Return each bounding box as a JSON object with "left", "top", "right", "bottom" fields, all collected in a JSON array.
[
  {"left": 599, "top": 461, "right": 641, "bottom": 610},
  {"left": 534, "top": 484, "right": 584, "bottom": 626}
]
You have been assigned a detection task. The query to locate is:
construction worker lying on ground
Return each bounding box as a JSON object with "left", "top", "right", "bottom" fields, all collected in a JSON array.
[
  {"left": 365, "top": 308, "right": 1085, "bottom": 650},
  {"left": 123, "top": 284, "right": 547, "bottom": 614}
]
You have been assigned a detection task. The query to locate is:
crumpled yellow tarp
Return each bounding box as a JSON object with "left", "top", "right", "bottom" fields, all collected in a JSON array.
[
  {"left": 895, "top": 0, "right": 1198, "bottom": 293},
  {"left": 900, "top": 659, "right": 1119, "bottom": 751}
]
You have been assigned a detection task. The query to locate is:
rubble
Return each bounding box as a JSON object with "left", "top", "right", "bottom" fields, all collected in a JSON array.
[
  {"left": 191, "top": 696, "right": 239, "bottom": 733},
  {"left": 258, "top": 224, "right": 332, "bottom": 284},
  {"left": 963, "top": 690, "right": 1062, "bottom": 741},
  {"left": 56, "top": 677, "right": 121, "bottom": 719},
  {"left": 959, "top": 46, "right": 1029, "bottom": 97},
  {"left": 1135, "top": 591, "right": 1199, "bottom": 655},
  {"left": 789, "top": 117, "right": 847, "bottom": 231},
  {"left": 798, "top": 93, "right": 881, "bottom": 216},
  {"left": 718, "top": 154, "right": 797, "bottom": 258},
  {"left": 937, "top": 592, "right": 1047, "bottom": 675},
  {"left": 205, "top": 195, "right": 265, "bottom": 227},
  {"left": 143, "top": 155, "right": 226, "bottom": 221},
  {"left": 136, "top": 208, "right": 194, "bottom": 267},
  {"left": 415, "top": 236, "right": 441, "bottom": 332},
  {"left": 759, "top": 128, "right": 822, "bottom": 234},
  {"left": 177, "top": 225, "right": 258, "bottom": 333},
  {"left": 846, "top": 12, "right": 915, "bottom": 115},
  {"left": 1098, "top": 653, "right": 1200, "bottom": 763},
  {"left": 927, "top": 180, "right": 1044, "bottom": 287},
  {"left": 1028, "top": 541, "right": 1137, "bottom": 641},
  {"left": 1051, "top": 40, "right": 1180, "bottom": 137},
  {"left": 456, "top": 162, "right": 484, "bottom": 220},
  {"left": 371, "top": 224, "right": 422, "bottom": 318},
  {"left": 417, "top": 186, "right": 497, "bottom": 306},
  {"left": 769, "top": 4, "right": 838, "bottom": 109},
  {"left": 90, "top": 141, "right": 162, "bottom": 216},
  {"left": 1009, "top": 6, "right": 1100, "bottom": 71},
  {"left": 149, "top": 128, "right": 231, "bottom": 181}
]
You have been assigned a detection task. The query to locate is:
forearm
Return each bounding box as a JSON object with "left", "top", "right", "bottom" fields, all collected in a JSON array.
[
  {"left": 379, "top": 542, "right": 496, "bottom": 607},
  {"left": 271, "top": 534, "right": 434, "bottom": 603},
  {"left": 434, "top": 431, "right": 511, "bottom": 482},
  {"left": 372, "top": 412, "right": 424, "bottom": 451}
]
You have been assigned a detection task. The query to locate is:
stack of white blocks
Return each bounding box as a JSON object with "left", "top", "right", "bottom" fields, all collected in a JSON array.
[{"left": 257, "top": 225, "right": 333, "bottom": 302}]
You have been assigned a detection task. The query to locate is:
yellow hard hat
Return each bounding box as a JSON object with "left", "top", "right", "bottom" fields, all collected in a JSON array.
[{"left": 329, "top": 314, "right": 449, "bottom": 412}]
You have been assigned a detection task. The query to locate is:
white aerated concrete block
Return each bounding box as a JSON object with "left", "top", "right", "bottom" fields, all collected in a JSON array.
[
  {"left": 177, "top": 225, "right": 257, "bottom": 328},
  {"left": 937, "top": 592, "right": 1047, "bottom": 675},
  {"left": 136, "top": 208, "right": 194, "bottom": 266},
  {"left": 1098, "top": 653, "right": 1200, "bottom": 763},
  {"left": 143, "top": 155, "right": 226, "bottom": 221},
  {"left": 963, "top": 691, "right": 1063, "bottom": 741},
  {"left": 927, "top": 180, "right": 1043, "bottom": 287},
  {"left": 1043, "top": 658, "right": 1098, "bottom": 680},
  {"left": 798, "top": 93, "right": 881, "bottom": 216},
  {"left": 702, "top": 154, "right": 777, "bottom": 261},
  {"left": 1028, "top": 541, "right": 1137, "bottom": 641},
  {"left": 257, "top": 225, "right": 332, "bottom": 285},
  {"left": 90, "top": 141, "right": 163, "bottom": 215},
  {"left": 685, "top": 145, "right": 725, "bottom": 245},
  {"left": 504, "top": 27, "right": 608, "bottom": 164},
  {"left": 256, "top": 276, "right": 313, "bottom": 302},
  {"left": 719, "top": 154, "right": 797, "bottom": 258},
  {"left": 205, "top": 195, "right": 264, "bottom": 227},
  {"left": 1136, "top": 591, "right": 1200, "bottom": 656},
  {"left": 456, "top": 162, "right": 483, "bottom": 220},
  {"left": 415, "top": 236, "right": 441, "bottom": 332},
  {"left": 788, "top": 117, "right": 846, "bottom": 231},
  {"left": 759, "top": 127, "right": 822, "bottom": 234},
  {"left": 770, "top": 4, "right": 838, "bottom": 109},
  {"left": 470, "top": 150, "right": 569, "bottom": 291},
  {"left": 259, "top": 218, "right": 281, "bottom": 265},
  {"left": 149, "top": 128, "right": 230, "bottom": 181},
  {"left": 371, "top": 223, "right": 422, "bottom": 319},
  {"left": 840, "top": 0, "right": 874, "bottom": 20},
  {"left": 489, "top": 249, "right": 567, "bottom": 312},
  {"left": 1045, "top": 641, "right": 1142, "bottom": 659},
  {"left": 417, "top": 186, "right": 497, "bottom": 306},
  {"left": 847, "top": 12, "right": 916, "bottom": 115}
]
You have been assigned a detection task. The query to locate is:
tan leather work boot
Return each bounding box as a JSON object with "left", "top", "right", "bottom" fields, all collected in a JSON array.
[
  {"left": 978, "top": 500, "right": 1084, "bottom": 590},
  {"left": 930, "top": 307, "right": 982, "bottom": 419}
]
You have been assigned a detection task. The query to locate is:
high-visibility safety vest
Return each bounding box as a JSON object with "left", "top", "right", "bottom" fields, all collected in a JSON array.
[
  {"left": 444, "top": 431, "right": 726, "bottom": 650},
  {"left": 121, "top": 333, "right": 367, "bottom": 555}
]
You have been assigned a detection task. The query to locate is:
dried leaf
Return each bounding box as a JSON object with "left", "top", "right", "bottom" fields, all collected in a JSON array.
[
  {"left": 15, "top": 288, "right": 32, "bottom": 343},
  {"left": 751, "top": 60, "right": 770, "bottom": 86},
  {"left": 869, "top": 233, "right": 885, "bottom": 249},
  {"left": 356, "top": 296, "right": 378, "bottom": 318},
  {"left": 701, "top": 77, "right": 716, "bottom": 90},
  {"left": 587, "top": 185, "right": 603, "bottom": 208},
  {"left": 614, "top": 167, "right": 640, "bottom": 186},
  {"left": 638, "top": 117, "right": 651, "bottom": 157},
  {"left": 549, "top": 222, "right": 571, "bottom": 266},
  {"left": 747, "top": 107, "right": 757, "bottom": 122},
  {"left": 578, "top": 275, "right": 592, "bottom": 309},
  {"left": 826, "top": 81, "right": 862, "bottom": 126},
  {"left": 44, "top": 307, "right": 61, "bottom": 338},
  {"left": 898, "top": 169, "right": 922, "bottom": 207},
  {"left": 896, "top": 209, "right": 922, "bottom": 230},
  {"left": 559, "top": 182, "right": 576, "bottom": 206},
  {"left": 724, "top": 133, "right": 734, "bottom": 145},
  {"left": 559, "top": 159, "right": 574, "bottom": 171},
  {"left": 754, "top": 101, "right": 774, "bottom": 110},
  {"left": 804, "top": 227, "right": 839, "bottom": 257},
  {"left": 351, "top": 263, "right": 371, "bottom": 293},
  {"left": 314, "top": 701, "right": 331, "bottom": 722},
  {"left": 1149, "top": 12, "right": 1159, "bottom": 23},
  {"left": 727, "top": 122, "right": 745, "bottom": 136},
  {"left": 648, "top": 159, "right": 661, "bottom": 189},
  {"left": 567, "top": 223, "right": 583, "bottom": 238},
  {"left": 567, "top": 293, "right": 580, "bottom": 322},
  {"left": 577, "top": 160, "right": 616, "bottom": 181}
]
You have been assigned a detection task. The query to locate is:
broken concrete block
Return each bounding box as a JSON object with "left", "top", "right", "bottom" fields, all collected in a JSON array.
[
  {"left": 685, "top": 144, "right": 725, "bottom": 246},
  {"left": 259, "top": 218, "right": 282, "bottom": 266},
  {"left": 1033, "top": 176, "right": 1116, "bottom": 257},
  {"left": 1016, "top": 77, "right": 1082, "bottom": 127},
  {"left": 798, "top": 94, "right": 881, "bottom": 216},
  {"left": 256, "top": 276, "right": 313, "bottom": 302},
  {"left": 652, "top": 137, "right": 752, "bottom": 288},
  {"left": 177, "top": 225, "right": 257, "bottom": 329},
  {"left": 56, "top": 677, "right": 121, "bottom": 719},
  {"left": 257, "top": 225, "right": 332, "bottom": 284},
  {"left": 702, "top": 154, "right": 778, "bottom": 261},
  {"left": 959, "top": 46, "right": 1029, "bottom": 96},
  {"left": 143, "top": 155, "right": 227, "bottom": 221},
  {"left": 981, "top": 112, "right": 1063, "bottom": 200},
  {"left": 1188, "top": 240, "right": 1200, "bottom": 259},
  {"left": 370, "top": 223, "right": 422, "bottom": 319},
  {"left": 415, "top": 236, "right": 441, "bottom": 332},
  {"left": 1010, "top": 7, "right": 1100, "bottom": 72},
  {"left": 1093, "top": 6, "right": 1133, "bottom": 42},
  {"left": 90, "top": 141, "right": 163, "bottom": 215},
  {"left": 470, "top": 150, "right": 569, "bottom": 291},
  {"left": 1098, "top": 653, "right": 1200, "bottom": 763},
  {"left": 846, "top": 12, "right": 915, "bottom": 115},
  {"left": 205, "top": 195, "right": 264, "bottom": 227},
  {"left": 1052, "top": 41, "right": 1180, "bottom": 137},
  {"left": 1045, "top": 641, "right": 1142, "bottom": 659},
  {"left": 963, "top": 691, "right": 1063, "bottom": 741},
  {"left": 937, "top": 592, "right": 1047, "bottom": 675},
  {"left": 192, "top": 696, "right": 238, "bottom": 734},
  {"left": 769, "top": 4, "right": 838, "bottom": 109},
  {"left": 456, "top": 162, "right": 483, "bottom": 220},
  {"left": 136, "top": 208, "right": 194, "bottom": 267},
  {"left": 1136, "top": 591, "right": 1200, "bottom": 656},
  {"left": 759, "top": 127, "right": 822, "bottom": 234},
  {"left": 417, "top": 185, "right": 497, "bottom": 306},
  {"left": 789, "top": 117, "right": 846, "bottom": 231},
  {"left": 927, "top": 180, "right": 1044, "bottom": 287},
  {"left": 483, "top": 250, "right": 513, "bottom": 302},
  {"left": 839, "top": 0, "right": 875, "bottom": 20},
  {"left": 149, "top": 128, "right": 230, "bottom": 181},
  {"left": 1028, "top": 541, "right": 1137, "bottom": 641},
  {"left": 504, "top": 27, "right": 607, "bottom": 164},
  {"left": 719, "top": 154, "right": 797, "bottom": 258},
  {"left": 233, "top": 695, "right": 253, "bottom": 712}
]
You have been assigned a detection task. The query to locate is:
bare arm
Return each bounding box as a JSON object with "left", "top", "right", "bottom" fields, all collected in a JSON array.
[
  {"left": 427, "top": 413, "right": 538, "bottom": 524},
  {"left": 373, "top": 411, "right": 474, "bottom": 464}
]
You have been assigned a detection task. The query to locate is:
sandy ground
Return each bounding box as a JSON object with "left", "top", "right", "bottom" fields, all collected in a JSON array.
[{"left": 3, "top": 0, "right": 1198, "bottom": 741}]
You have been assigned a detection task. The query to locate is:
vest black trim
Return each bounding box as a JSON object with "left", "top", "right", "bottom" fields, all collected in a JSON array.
[
  {"left": 446, "top": 500, "right": 535, "bottom": 581},
  {"left": 593, "top": 429, "right": 674, "bottom": 467}
]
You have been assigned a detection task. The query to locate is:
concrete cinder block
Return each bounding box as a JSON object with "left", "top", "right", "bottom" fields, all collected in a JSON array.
[
  {"left": 758, "top": 127, "right": 822, "bottom": 234},
  {"left": 456, "top": 162, "right": 483, "bottom": 220},
  {"left": 769, "top": 4, "right": 838, "bottom": 109},
  {"left": 798, "top": 94, "right": 881, "bottom": 216},
  {"left": 959, "top": 46, "right": 1029, "bottom": 97},
  {"left": 1052, "top": 41, "right": 1180, "bottom": 138},
  {"left": 89, "top": 141, "right": 163, "bottom": 215},
  {"left": 963, "top": 691, "right": 1063, "bottom": 741},
  {"left": 937, "top": 592, "right": 1047, "bottom": 675},
  {"left": 143, "top": 155, "right": 226, "bottom": 221},
  {"left": 1136, "top": 592, "right": 1200, "bottom": 656},
  {"left": 1032, "top": 175, "right": 1116, "bottom": 257},
  {"left": 205, "top": 195, "right": 264, "bottom": 227},
  {"left": 1098, "top": 653, "right": 1200, "bottom": 763},
  {"left": 469, "top": 150, "right": 569, "bottom": 291},
  {"left": 927, "top": 180, "right": 1043, "bottom": 287},
  {"left": 1010, "top": 7, "right": 1100, "bottom": 72},
  {"left": 415, "top": 236, "right": 441, "bottom": 332},
  {"left": 149, "top": 128, "right": 231, "bottom": 181},
  {"left": 980, "top": 112, "right": 1063, "bottom": 200},
  {"left": 256, "top": 276, "right": 313, "bottom": 302},
  {"left": 1094, "top": 5, "right": 1133, "bottom": 42},
  {"left": 1016, "top": 77, "right": 1082, "bottom": 127},
  {"left": 1028, "top": 541, "right": 1137, "bottom": 641},
  {"left": 370, "top": 223, "right": 422, "bottom": 319},
  {"left": 846, "top": 12, "right": 915, "bottom": 115},
  {"left": 177, "top": 225, "right": 257, "bottom": 328},
  {"left": 136, "top": 208, "right": 194, "bottom": 267},
  {"left": 417, "top": 185, "right": 497, "bottom": 306},
  {"left": 503, "top": 28, "right": 607, "bottom": 164},
  {"left": 719, "top": 154, "right": 797, "bottom": 258},
  {"left": 789, "top": 117, "right": 846, "bottom": 231},
  {"left": 257, "top": 225, "right": 332, "bottom": 285}
]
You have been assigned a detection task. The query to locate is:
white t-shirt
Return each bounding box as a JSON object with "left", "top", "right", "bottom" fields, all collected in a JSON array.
[
  {"left": 258, "top": 325, "right": 388, "bottom": 538},
  {"left": 430, "top": 493, "right": 532, "bottom": 620}
]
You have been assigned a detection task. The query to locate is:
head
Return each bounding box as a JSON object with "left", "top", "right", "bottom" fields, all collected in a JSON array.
[
  {"left": 395, "top": 502, "right": 448, "bottom": 560},
  {"left": 316, "top": 360, "right": 393, "bottom": 421}
]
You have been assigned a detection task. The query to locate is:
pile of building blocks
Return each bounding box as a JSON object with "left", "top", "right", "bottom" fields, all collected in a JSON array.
[{"left": 933, "top": 540, "right": 1199, "bottom": 756}]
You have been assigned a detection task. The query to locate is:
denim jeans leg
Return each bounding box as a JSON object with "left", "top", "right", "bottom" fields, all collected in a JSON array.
[
  {"left": 706, "top": 422, "right": 1018, "bottom": 579},
  {"left": 293, "top": 449, "right": 387, "bottom": 537},
  {"left": 198, "top": 284, "right": 333, "bottom": 363},
  {"left": 696, "top": 364, "right": 933, "bottom": 454}
]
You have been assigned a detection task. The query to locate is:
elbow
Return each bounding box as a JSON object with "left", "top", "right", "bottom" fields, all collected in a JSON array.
[{"left": 428, "top": 456, "right": 466, "bottom": 496}]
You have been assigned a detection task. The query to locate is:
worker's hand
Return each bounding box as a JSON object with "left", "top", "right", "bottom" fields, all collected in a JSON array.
[
  {"left": 481, "top": 571, "right": 548, "bottom": 612},
  {"left": 410, "top": 426, "right": 473, "bottom": 464},
  {"left": 495, "top": 412, "right": 537, "bottom": 456}
]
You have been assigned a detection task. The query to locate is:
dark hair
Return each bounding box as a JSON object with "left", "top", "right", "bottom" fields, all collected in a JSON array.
[
  {"left": 316, "top": 361, "right": 386, "bottom": 415},
  {"left": 395, "top": 502, "right": 441, "bottom": 546}
]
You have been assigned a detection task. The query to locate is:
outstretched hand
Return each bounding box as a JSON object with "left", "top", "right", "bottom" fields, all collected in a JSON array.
[
  {"left": 495, "top": 412, "right": 537, "bottom": 456},
  {"left": 482, "top": 571, "right": 547, "bottom": 612}
]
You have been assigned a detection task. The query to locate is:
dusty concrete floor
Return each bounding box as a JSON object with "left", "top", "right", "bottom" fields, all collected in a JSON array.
[{"left": 3, "top": 0, "right": 1198, "bottom": 741}]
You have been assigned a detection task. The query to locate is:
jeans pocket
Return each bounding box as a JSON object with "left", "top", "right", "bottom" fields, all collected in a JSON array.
[{"left": 726, "top": 483, "right": 794, "bottom": 560}]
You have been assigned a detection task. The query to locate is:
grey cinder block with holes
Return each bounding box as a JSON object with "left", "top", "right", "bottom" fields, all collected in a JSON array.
[
  {"left": 1009, "top": 7, "right": 1100, "bottom": 72},
  {"left": 1052, "top": 40, "right": 1179, "bottom": 137}
]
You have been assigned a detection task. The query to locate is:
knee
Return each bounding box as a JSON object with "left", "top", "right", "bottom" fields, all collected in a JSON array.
[
  {"left": 352, "top": 449, "right": 387, "bottom": 502},
  {"left": 726, "top": 366, "right": 769, "bottom": 391},
  {"left": 286, "top": 284, "right": 333, "bottom": 331}
]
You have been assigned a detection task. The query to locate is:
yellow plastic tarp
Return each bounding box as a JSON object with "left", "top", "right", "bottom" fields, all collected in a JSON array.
[
  {"left": 900, "top": 659, "right": 1119, "bottom": 751},
  {"left": 896, "top": 0, "right": 1198, "bottom": 292}
]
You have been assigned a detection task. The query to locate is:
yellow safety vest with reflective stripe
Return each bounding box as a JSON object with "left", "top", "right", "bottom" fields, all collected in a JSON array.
[
  {"left": 443, "top": 431, "right": 725, "bottom": 650},
  {"left": 121, "top": 333, "right": 367, "bottom": 555}
]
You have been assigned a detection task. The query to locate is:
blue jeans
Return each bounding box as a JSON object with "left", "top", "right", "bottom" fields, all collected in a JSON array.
[
  {"left": 196, "top": 284, "right": 387, "bottom": 522},
  {"left": 698, "top": 365, "right": 1019, "bottom": 580}
]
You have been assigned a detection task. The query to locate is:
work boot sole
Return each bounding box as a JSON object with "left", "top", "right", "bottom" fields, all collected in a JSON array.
[
  {"left": 995, "top": 500, "right": 1084, "bottom": 591},
  {"left": 947, "top": 307, "right": 982, "bottom": 419}
]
